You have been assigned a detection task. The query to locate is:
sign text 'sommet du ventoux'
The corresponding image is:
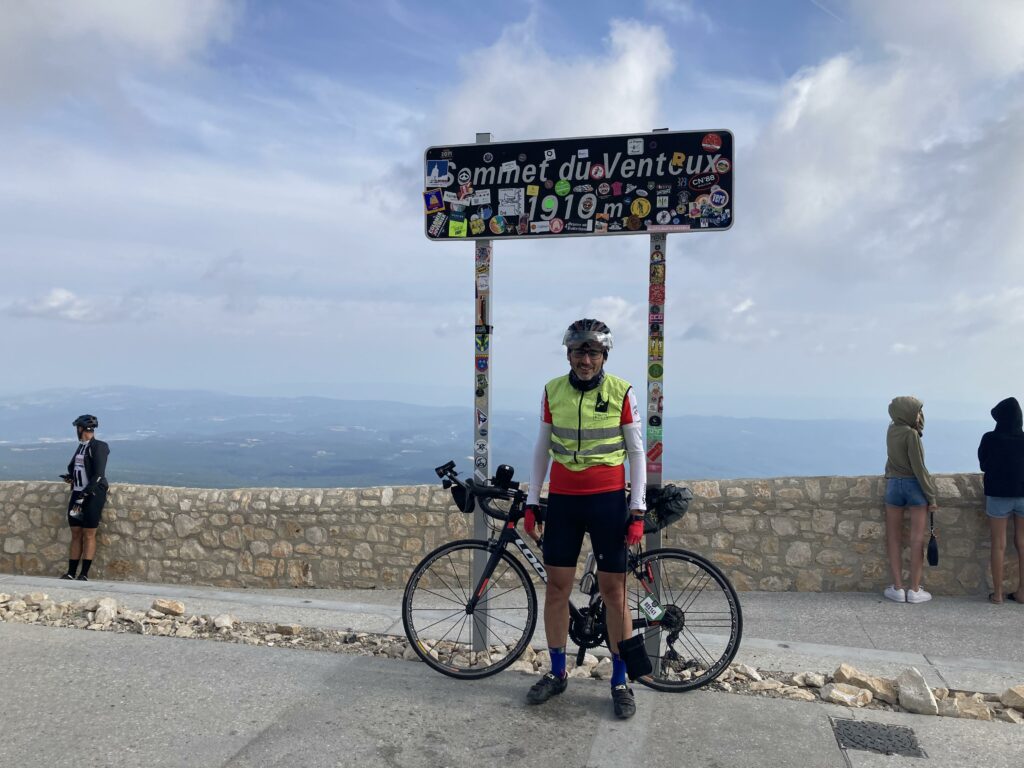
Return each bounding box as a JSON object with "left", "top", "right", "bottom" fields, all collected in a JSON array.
[{"left": 423, "top": 130, "right": 733, "bottom": 241}]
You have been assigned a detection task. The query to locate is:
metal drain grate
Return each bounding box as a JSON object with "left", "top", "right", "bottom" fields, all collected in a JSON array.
[{"left": 831, "top": 719, "right": 926, "bottom": 758}]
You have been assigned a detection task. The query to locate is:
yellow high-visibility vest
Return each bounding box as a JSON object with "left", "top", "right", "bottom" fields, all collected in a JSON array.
[{"left": 545, "top": 373, "right": 631, "bottom": 470}]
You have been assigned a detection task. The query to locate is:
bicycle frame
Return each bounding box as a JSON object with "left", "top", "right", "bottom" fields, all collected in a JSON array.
[{"left": 467, "top": 518, "right": 660, "bottom": 644}]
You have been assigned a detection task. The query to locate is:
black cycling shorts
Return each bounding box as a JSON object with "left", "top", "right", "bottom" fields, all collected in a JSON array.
[
  {"left": 67, "top": 488, "right": 106, "bottom": 529},
  {"left": 542, "top": 489, "right": 629, "bottom": 573}
]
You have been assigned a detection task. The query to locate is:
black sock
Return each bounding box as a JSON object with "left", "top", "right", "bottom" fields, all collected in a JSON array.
[
  {"left": 80, "top": 559, "right": 93, "bottom": 577},
  {"left": 68, "top": 559, "right": 80, "bottom": 576}
]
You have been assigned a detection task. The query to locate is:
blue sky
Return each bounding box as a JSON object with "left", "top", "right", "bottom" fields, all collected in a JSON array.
[{"left": 2, "top": 0, "right": 1023, "bottom": 420}]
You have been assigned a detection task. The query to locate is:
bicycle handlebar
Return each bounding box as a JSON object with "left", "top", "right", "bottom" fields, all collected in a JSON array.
[{"left": 434, "top": 460, "right": 540, "bottom": 522}]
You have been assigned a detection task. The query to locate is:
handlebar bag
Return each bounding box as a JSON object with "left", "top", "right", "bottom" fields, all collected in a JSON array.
[{"left": 643, "top": 484, "right": 693, "bottom": 534}]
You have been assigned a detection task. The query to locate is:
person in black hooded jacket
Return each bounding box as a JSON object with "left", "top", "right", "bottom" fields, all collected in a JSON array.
[{"left": 978, "top": 397, "right": 1024, "bottom": 603}]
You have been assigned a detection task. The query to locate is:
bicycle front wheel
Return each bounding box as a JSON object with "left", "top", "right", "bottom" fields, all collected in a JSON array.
[
  {"left": 402, "top": 539, "right": 538, "bottom": 680},
  {"left": 630, "top": 547, "right": 742, "bottom": 692}
]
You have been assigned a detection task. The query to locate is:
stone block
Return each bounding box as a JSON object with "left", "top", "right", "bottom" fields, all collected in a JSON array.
[
  {"left": 815, "top": 549, "right": 843, "bottom": 566},
  {"left": 1000, "top": 685, "right": 1024, "bottom": 711},
  {"left": 821, "top": 682, "right": 872, "bottom": 707},
  {"left": 690, "top": 480, "right": 721, "bottom": 498},
  {"left": 723, "top": 517, "right": 753, "bottom": 533},
  {"left": 699, "top": 512, "right": 721, "bottom": 530},
  {"left": 934, "top": 476, "right": 961, "bottom": 498},
  {"left": 785, "top": 541, "right": 812, "bottom": 567},
  {"left": 832, "top": 663, "right": 897, "bottom": 704},
  {"left": 795, "top": 571, "right": 823, "bottom": 592},
  {"left": 897, "top": 668, "right": 938, "bottom": 715},
  {"left": 770, "top": 517, "right": 798, "bottom": 536}
]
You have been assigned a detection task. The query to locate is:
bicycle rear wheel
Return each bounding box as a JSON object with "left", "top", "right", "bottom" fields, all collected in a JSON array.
[
  {"left": 629, "top": 547, "right": 742, "bottom": 692},
  {"left": 402, "top": 539, "right": 537, "bottom": 680}
]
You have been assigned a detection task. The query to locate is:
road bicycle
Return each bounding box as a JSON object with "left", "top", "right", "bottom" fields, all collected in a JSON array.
[{"left": 402, "top": 461, "right": 742, "bottom": 692}]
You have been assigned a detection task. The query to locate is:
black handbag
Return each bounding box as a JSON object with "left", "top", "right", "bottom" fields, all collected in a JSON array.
[{"left": 927, "top": 511, "right": 939, "bottom": 567}]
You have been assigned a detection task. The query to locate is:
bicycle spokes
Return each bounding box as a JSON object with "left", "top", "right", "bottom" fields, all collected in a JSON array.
[
  {"left": 627, "top": 549, "right": 741, "bottom": 691},
  {"left": 402, "top": 540, "right": 538, "bottom": 679}
]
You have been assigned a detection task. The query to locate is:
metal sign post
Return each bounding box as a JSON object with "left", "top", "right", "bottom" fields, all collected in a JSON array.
[
  {"left": 472, "top": 132, "right": 492, "bottom": 653},
  {"left": 645, "top": 231, "right": 666, "bottom": 671}
]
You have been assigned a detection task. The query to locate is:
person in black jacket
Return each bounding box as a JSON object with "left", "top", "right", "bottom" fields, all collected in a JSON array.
[
  {"left": 978, "top": 397, "right": 1024, "bottom": 603},
  {"left": 60, "top": 414, "right": 110, "bottom": 581}
]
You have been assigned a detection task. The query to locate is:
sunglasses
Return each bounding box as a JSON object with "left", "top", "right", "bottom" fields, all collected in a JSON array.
[{"left": 569, "top": 348, "right": 604, "bottom": 360}]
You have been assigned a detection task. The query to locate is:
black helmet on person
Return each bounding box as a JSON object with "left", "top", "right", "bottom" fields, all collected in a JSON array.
[
  {"left": 73, "top": 414, "right": 98, "bottom": 430},
  {"left": 562, "top": 318, "right": 614, "bottom": 353}
]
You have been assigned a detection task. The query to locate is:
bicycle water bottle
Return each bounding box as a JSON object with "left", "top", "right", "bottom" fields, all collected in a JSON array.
[{"left": 578, "top": 553, "right": 599, "bottom": 595}]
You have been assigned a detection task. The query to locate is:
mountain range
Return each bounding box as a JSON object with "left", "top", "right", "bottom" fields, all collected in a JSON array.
[{"left": 0, "top": 387, "right": 990, "bottom": 488}]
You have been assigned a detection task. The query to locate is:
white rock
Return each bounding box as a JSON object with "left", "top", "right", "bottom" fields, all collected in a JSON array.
[
  {"left": 8, "top": 600, "right": 27, "bottom": 613},
  {"left": 592, "top": 658, "right": 614, "bottom": 680},
  {"left": 22, "top": 592, "right": 48, "bottom": 606},
  {"left": 175, "top": 625, "right": 195, "bottom": 638},
  {"left": 402, "top": 645, "right": 421, "bottom": 661},
  {"left": 997, "top": 708, "right": 1024, "bottom": 724},
  {"left": 151, "top": 599, "right": 185, "bottom": 616},
  {"left": 957, "top": 697, "right": 993, "bottom": 721},
  {"left": 275, "top": 623, "right": 302, "bottom": 636},
  {"left": 821, "top": 682, "right": 872, "bottom": 707},
  {"left": 1000, "top": 685, "right": 1024, "bottom": 712},
  {"left": 213, "top": 614, "right": 235, "bottom": 630},
  {"left": 0, "top": 593, "right": 11, "bottom": 604},
  {"left": 832, "top": 663, "right": 898, "bottom": 705},
  {"left": 94, "top": 598, "right": 118, "bottom": 625},
  {"left": 731, "top": 663, "right": 762, "bottom": 681},
  {"left": 509, "top": 660, "right": 536, "bottom": 674},
  {"left": 570, "top": 667, "right": 592, "bottom": 679},
  {"left": 804, "top": 672, "right": 826, "bottom": 688},
  {"left": 938, "top": 698, "right": 960, "bottom": 717},
  {"left": 897, "top": 668, "right": 938, "bottom": 716},
  {"left": 582, "top": 653, "right": 599, "bottom": 668}
]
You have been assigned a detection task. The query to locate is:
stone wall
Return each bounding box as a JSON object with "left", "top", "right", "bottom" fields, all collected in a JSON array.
[{"left": 0, "top": 474, "right": 1013, "bottom": 595}]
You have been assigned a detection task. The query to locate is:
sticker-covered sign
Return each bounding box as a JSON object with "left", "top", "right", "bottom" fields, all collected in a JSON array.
[{"left": 424, "top": 130, "right": 733, "bottom": 241}]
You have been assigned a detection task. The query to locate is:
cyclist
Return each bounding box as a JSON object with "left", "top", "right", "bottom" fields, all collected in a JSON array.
[
  {"left": 523, "top": 318, "right": 647, "bottom": 719},
  {"left": 60, "top": 414, "right": 110, "bottom": 581}
]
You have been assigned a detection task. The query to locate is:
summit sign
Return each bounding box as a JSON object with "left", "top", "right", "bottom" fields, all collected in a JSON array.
[{"left": 423, "top": 130, "right": 733, "bottom": 241}]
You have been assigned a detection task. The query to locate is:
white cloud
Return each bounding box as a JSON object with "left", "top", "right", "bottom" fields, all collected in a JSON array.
[
  {"left": 440, "top": 17, "right": 673, "bottom": 142},
  {"left": 0, "top": 0, "right": 237, "bottom": 107},
  {"left": 854, "top": 0, "right": 1024, "bottom": 81},
  {"left": 8, "top": 288, "right": 103, "bottom": 322},
  {"left": 731, "top": 298, "right": 754, "bottom": 314}
]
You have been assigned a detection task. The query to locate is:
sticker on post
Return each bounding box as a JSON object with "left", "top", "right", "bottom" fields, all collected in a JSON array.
[{"left": 627, "top": 138, "right": 644, "bottom": 155}]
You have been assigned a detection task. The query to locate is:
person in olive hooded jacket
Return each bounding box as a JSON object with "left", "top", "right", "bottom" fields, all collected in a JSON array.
[
  {"left": 978, "top": 397, "right": 1024, "bottom": 603},
  {"left": 883, "top": 396, "right": 938, "bottom": 603}
]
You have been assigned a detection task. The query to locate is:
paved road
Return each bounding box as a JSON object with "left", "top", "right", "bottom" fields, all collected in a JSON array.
[{"left": 2, "top": 621, "right": 1021, "bottom": 768}]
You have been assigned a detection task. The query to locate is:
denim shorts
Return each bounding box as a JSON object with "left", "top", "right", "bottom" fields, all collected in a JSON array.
[
  {"left": 884, "top": 477, "right": 928, "bottom": 507},
  {"left": 986, "top": 496, "right": 1024, "bottom": 519}
]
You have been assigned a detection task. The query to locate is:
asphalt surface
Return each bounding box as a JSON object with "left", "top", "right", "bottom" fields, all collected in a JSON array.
[{"left": 2, "top": 574, "right": 1023, "bottom": 767}]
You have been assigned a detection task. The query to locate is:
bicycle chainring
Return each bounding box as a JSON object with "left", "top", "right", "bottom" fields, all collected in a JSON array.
[{"left": 568, "top": 606, "right": 607, "bottom": 649}]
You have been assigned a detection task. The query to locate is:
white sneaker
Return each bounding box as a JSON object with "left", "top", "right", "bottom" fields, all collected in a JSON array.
[
  {"left": 884, "top": 585, "right": 906, "bottom": 602},
  {"left": 906, "top": 587, "right": 932, "bottom": 604}
]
